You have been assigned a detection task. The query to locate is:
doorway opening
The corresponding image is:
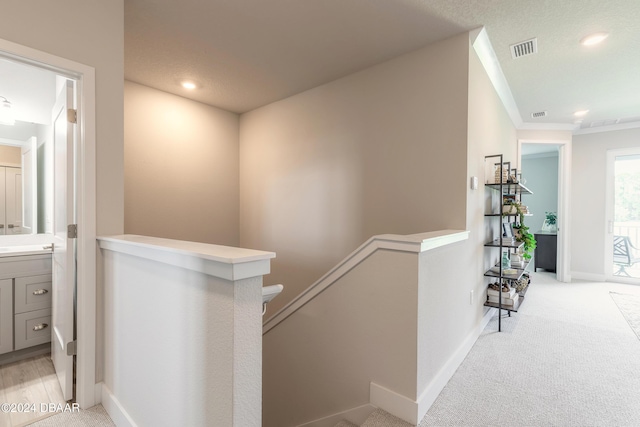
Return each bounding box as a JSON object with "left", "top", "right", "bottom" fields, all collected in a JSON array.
[
  {"left": 606, "top": 148, "right": 640, "bottom": 284},
  {"left": 518, "top": 138, "right": 572, "bottom": 283},
  {"left": 0, "top": 37, "right": 97, "bottom": 411}
]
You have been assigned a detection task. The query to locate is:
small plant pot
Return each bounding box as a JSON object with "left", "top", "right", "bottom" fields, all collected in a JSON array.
[{"left": 502, "top": 205, "right": 518, "bottom": 214}]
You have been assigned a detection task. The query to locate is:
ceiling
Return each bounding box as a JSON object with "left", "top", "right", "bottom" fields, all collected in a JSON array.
[{"left": 125, "top": 0, "right": 640, "bottom": 130}]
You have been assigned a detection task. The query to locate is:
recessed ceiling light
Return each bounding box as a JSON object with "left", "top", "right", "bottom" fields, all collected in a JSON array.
[
  {"left": 181, "top": 81, "right": 197, "bottom": 90},
  {"left": 574, "top": 110, "right": 589, "bottom": 117},
  {"left": 580, "top": 32, "right": 609, "bottom": 46}
]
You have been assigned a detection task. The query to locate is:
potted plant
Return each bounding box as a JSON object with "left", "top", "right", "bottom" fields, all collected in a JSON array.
[
  {"left": 513, "top": 223, "right": 537, "bottom": 260},
  {"left": 542, "top": 211, "right": 557, "bottom": 232},
  {"left": 505, "top": 202, "right": 537, "bottom": 260}
]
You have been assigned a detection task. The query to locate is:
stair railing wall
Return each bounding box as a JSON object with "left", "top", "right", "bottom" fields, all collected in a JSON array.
[{"left": 262, "top": 230, "right": 470, "bottom": 426}]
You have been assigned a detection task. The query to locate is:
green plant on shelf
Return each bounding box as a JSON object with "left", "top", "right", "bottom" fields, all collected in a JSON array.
[
  {"left": 513, "top": 224, "right": 536, "bottom": 260},
  {"left": 504, "top": 201, "right": 537, "bottom": 260}
]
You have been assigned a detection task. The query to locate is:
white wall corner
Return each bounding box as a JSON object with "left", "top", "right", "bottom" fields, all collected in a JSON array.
[
  {"left": 297, "top": 404, "right": 376, "bottom": 427},
  {"left": 571, "top": 271, "right": 605, "bottom": 282},
  {"left": 415, "top": 308, "right": 495, "bottom": 422},
  {"left": 469, "top": 27, "right": 523, "bottom": 129},
  {"left": 370, "top": 383, "right": 419, "bottom": 425},
  {"left": 94, "top": 382, "right": 103, "bottom": 405},
  {"left": 101, "top": 383, "right": 138, "bottom": 427}
]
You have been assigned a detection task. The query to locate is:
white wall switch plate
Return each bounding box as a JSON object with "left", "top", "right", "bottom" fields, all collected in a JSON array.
[{"left": 470, "top": 176, "right": 478, "bottom": 190}]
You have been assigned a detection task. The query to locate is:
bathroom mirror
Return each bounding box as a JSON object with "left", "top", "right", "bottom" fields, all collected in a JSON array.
[
  {"left": 0, "top": 57, "right": 57, "bottom": 239},
  {"left": 0, "top": 121, "right": 53, "bottom": 236}
]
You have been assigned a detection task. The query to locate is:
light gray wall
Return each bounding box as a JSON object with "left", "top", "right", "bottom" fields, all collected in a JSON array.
[
  {"left": 521, "top": 153, "right": 559, "bottom": 232},
  {"left": 240, "top": 32, "right": 470, "bottom": 313},
  {"left": 124, "top": 81, "right": 240, "bottom": 246},
  {"left": 572, "top": 127, "right": 640, "bottom": 277}
]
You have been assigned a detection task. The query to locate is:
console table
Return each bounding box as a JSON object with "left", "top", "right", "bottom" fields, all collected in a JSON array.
[{"left": 534, "top": 231, "right": 557, "bottom": 272}]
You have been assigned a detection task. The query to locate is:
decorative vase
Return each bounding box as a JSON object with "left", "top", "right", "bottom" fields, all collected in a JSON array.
[
  {"left": 541, "top": 219, "right": 557, "bottom": 232},
  {"left": 501, "top": 251, "right": 511, "bottom": 269}
]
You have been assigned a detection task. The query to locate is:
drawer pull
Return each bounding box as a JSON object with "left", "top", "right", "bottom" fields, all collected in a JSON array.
[
  {"left": 33, "top": 323, "right": 49, "bottom": 331},
  {"left": 33, "top": 289, "right": 49, "bottom": 296}
]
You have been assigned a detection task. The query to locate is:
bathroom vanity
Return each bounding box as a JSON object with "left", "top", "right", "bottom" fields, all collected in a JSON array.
[{"left": 0, "top": 245, "right": 53, "bottom": 360}]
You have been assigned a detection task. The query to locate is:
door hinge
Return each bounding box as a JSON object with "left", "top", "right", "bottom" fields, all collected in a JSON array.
[
  {"left": 67, "top": 224, "right": 78, "bottom": 239},
  {"left": 66, "top": 340, "right": 77, "bottom": 356},
  {"left": 67, "top": 108, "right": 77, "bottom": 124}
]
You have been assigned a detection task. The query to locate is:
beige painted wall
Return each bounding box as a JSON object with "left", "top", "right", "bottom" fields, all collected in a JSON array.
[
  {"left": 571, "top": 127, "right": 640, "bottom": 277},
  {"left": 0, "top": 146, "right": 21, "bottom": 167},
  {"left": 240, "top": 32, "right": 470, "bottom": 313},
  {"left": 263, "top": 248, "right": 419, "bottom": 426},
  {"left": 263, "top": 34, "right": 522, "bottom": 424},
  {"left": 124, "top": 81, "right": 240, "bottom": 246}
]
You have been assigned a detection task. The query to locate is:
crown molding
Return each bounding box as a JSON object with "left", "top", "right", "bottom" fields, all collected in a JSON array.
[{"left": 470, "top": 27, "right": 523, "bottom": 128}]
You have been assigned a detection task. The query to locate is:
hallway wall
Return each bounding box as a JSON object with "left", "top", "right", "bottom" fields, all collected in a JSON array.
[
  {"left": 572, "top": 127, "right": 640, "bottom": 279},
  {"left": 240, "top": 33, "right": 470, "bottom": 313},
  {"left": 124, "top": 81, "right": 240, "bottom": 246}
]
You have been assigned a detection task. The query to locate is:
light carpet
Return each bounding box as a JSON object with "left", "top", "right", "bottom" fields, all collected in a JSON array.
[
  {"left": 357, "top": 272, "right": 640, "bottom": 427},
  {"left": 610, "top": 291, "right": 640, "bottom": 340}
]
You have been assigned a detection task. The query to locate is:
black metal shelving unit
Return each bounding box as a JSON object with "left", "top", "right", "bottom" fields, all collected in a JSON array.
[{"left": 484, "top": 154, "right": 533, "bottom": 331}]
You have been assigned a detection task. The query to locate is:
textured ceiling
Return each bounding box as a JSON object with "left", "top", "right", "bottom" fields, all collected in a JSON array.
[{"left": 125, "top": 0, "right": 640, "bottom": 129}]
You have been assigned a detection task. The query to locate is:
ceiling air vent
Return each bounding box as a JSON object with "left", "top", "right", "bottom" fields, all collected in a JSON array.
[
  {"left": 531, "top": 111, "right": 547, "bottom": 119},
  {"left": 510, "top": 38, "right": 538, "bottom": 59}
]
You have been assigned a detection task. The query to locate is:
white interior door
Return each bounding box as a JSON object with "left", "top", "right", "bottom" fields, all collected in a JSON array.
[
  {"left": 52, "top": 80, "right": 76, "bottom": 401},
  {"left": 21, "top": 136, "right": 37, "bottom": 234}
]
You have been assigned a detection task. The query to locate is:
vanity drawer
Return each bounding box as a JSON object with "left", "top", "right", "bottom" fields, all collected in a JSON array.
[
  {"left": 14, "top": 275, "right": 52, "bottom": 314},
  {"left": 0, "top": 254, "right": 52, "bottom": 280},
  {"left": 14, "top": 308, "right": 51, "bottom": 351}
]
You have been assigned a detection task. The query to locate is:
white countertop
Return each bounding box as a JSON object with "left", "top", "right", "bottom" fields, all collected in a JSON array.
[{"left": 0, "top": 244, "right": 52, "bottom": 258}]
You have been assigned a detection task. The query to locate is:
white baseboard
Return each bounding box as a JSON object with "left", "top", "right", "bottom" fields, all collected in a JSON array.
[
  {"left": 415, "top": 308, "right": 494, "bottom": 421},
  {"left": 94, "top": 382, "right": 103, "bottom": 405},
  {"left": 297, "top": 403, "right": 376, "bottom": 427},
  {"left": 370, "top": 308, "right": 495, "bottom": 425},
  {"left": 370, "top": 383, "right": 419, "bottom": 424},
  {"left": 571, "top": 271, "right": 606, "bottom": 282},
  {"left": 101, "top": 383, "right": 138, "bottom": 427}
]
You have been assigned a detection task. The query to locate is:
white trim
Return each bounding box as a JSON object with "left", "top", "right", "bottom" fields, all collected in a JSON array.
[
  {"left": 470, "top": 27, "right": 523, "bottom": 128},
  {"left": 573, "top": 120, "right": 640, "bottom": 135},
  {"left": 517, "top": 138, "right": 572, "bottom": 283},
  {"left": 605, "top": 147, "right": 640, "bottom": 283},
  {"left": 263, "top": 230, "right": 469, "bottom": 333},
  {"left": 296, "top": 404, "right": 376, "bottom": 427},
  {"left": 370, "top": 308, "right": 495, "bottom": 425},
  {"left": 0, "top": 137, "right": 24, "bottom": 147},
  {"left": 370, "top": 383, "right": 418, "bottom": 425},
  {"left": 518, "top": 122, "right": 577, "bottom": 131},
  {"left": 571, "top": 271, "right": 606, "bottom": 282},
  {"left": 521, "top": 151, "right": 559, "bottom": 160},
  {"left": 416, "top": 308, "right": 494, "bottom": 421},
  {"left": 101, "top": 383, "right": 138, "bottom": 427},
  {"left": 0, "top": 38, "right": 97, "bottom": 409},
  {"left": 97, "top": 235, "right": 275, "bottom": 281}
]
